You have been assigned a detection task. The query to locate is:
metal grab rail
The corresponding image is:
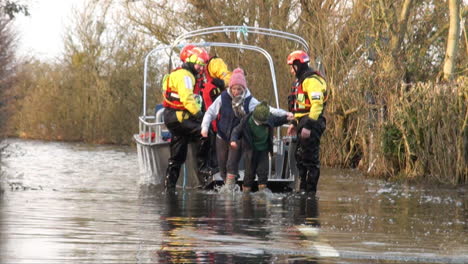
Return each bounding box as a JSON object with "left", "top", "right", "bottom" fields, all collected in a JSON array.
[
  {"left": 173, "top": 25, "right": 309, "bottom": 52},
  {"left": 142, "top": 42, "right": 280, "bottom": 116},
  {"left": 142, "top": 44, "right": 173, "bottom": 118},
  {"left": 135, "top": 108, "right": 167, "bottom": 145},
  {"left": 198, "top": 42, "right": 280, "bottom": 109},
  {"left": 142, "top": 25, "right": 309, "bottom": 117},
  {"left": 141, "top": 42, "right": 284, "bottom": 143}
]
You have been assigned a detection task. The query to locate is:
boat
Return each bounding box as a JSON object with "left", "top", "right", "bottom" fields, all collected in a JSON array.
[{"left": 133, "top": 26, "right": 309, "bottom": 191}]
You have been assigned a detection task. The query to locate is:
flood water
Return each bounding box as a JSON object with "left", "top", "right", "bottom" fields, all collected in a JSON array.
[{"left": 0, "top": 139, "right": 466, "bottom": 264}]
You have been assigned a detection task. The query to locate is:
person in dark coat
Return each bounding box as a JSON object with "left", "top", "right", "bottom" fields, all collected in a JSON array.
[{"left": 230, "top": 102, "right": 290, "bottom": 192}]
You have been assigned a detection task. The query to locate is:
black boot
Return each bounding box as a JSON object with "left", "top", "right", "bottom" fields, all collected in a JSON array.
[
  {"left": 195, "top": 152, "right": 210, "bottom": 188},
  {"left": 197, "top": 168, "right": 212, "bottom": 189},
  {"left": 305, "top": 166, "right": 320, "bottom": 194},
  {"left": 197, "top": 134, "right": 211, "bottom": 162},
  {"left": 196, "top": 136, "right": 212, "bottom": 189},
  {"left": 297, "top": 165, "right": 308, "bottom": 192},
  {"left": 165, "top": 162, "right": 181, "bottom": 191}
]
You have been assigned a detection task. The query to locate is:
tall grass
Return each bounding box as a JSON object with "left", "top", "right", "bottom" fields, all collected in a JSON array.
[{"left": 321, "top": 78, "right": 467, "bottom": 184}]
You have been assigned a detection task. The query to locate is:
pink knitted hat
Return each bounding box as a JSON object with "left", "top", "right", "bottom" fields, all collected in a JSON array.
[{"left": 229, "top": 68, "right": 247, "bottom": 89}]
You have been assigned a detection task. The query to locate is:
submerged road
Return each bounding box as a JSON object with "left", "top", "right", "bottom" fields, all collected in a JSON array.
[{"left": 0, "top": 139, "right": 466, "bottom": 263}]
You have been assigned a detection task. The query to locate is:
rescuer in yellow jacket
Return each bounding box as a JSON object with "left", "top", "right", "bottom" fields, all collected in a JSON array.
[
  {"left": 286, "top": 50, "right": 327, "bottom": 194},
  {"left": 199, "top": 56, "right": 232, "bottom": 111},
  {"left": 177, "top": 45, "right": 233, "bottom": 175},
  {"left": 178, "top": 44, "right": 232, "bottom": 114},
  {"left": 162, "top": 46, "right": 211, "bottom": 191}
]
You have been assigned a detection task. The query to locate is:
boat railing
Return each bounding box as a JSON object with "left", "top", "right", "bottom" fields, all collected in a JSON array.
[
  {"left": 135, "top": 108, "right": 168, "bottom": 146},
  {"left": 142, "top": 25, "right": 308, "bottom": 118},
  {"left": 173, "top": 25, "right": 309, "bottom": 52}
]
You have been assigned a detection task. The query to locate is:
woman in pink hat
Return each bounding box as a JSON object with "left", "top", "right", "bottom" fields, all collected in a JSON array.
[{"left": 201, "top": 67, "right": 292, "bottom": 189}]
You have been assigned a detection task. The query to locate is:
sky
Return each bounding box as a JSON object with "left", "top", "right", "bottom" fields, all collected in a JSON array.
[{"left": 13, "top": 0, "right": 85, "bottom": 60}]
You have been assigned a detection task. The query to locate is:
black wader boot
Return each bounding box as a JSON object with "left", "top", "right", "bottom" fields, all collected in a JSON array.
[
  {"left": 296, "top": 115, "right": 325, "bottom": 194},
  {"left": 298, "top": 165, "right": 308, "bottom": 192},
  {"left": 196, "top": 135, "right": 212, "bottom": 188},
  {"left": 305, "top": 166, "right": 320, "bottom": 194},
  {"left": 165, "top": 162, "right": 181, "bottom": 191}
]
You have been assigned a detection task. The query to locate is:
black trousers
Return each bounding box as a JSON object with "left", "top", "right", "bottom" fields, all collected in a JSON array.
[
  {"left": 207, "top": 130, "right": 218, "bottom": 169},
  {"left": 163, "top": 109, "right": 210, "bottom": 188},
  {"left": 295, "top": 115, "right": 326, "bottom": 193},
  {"left": 243, "top": 143, "right": 269, "bottom": 188}
]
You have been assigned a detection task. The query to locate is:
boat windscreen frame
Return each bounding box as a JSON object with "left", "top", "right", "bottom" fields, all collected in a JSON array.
[
  {"left": 141, "top": 25, "right": 309, "bottom": 117},
  {"left": 142, "top": 42, "right": 279, "bottom": 117},
  {"left": 173, "top": 25, "right": 309, "bottom": 52}
]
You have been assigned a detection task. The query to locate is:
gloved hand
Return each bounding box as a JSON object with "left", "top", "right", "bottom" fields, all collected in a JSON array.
[
  {"left": 210, "top": 87, "right": 222, "bottom": 99},
  {"left": 286, "top": 112, "right": 295, "bottom": 121},
  {"left": 211, "top": 78, "right": 225, "bottom": 90},
  {"left": 300, "top": 128, "right": 311, "bottom": 139},
  {"left": 193, "top": 111, "right": 204, "bottom": 123}
]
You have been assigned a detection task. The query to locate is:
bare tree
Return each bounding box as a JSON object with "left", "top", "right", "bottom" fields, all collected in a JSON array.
[
  {"left": 0, "top": 0, "right": 28, "bottom": 19},
  {"left": 0, "top": 0, "right": 29, "bottom": 136},
  {"left": 443, "top": 0, "right": 461, "bottom": 81}
]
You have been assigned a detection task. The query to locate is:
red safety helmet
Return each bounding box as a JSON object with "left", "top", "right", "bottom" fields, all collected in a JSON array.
[
  {"left": 180, "top": 45, "right": 209, "bottom": 65},
  {"left": 287, "top": 50, "right": 310, "bottom": 65},
  {"left": 180, "top": 44, "right": 196, "bottom": 62}
]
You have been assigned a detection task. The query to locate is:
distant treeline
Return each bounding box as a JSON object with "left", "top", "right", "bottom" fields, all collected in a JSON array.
[{"left": 1, "top": 0, "right": 467, "bottom": 184}]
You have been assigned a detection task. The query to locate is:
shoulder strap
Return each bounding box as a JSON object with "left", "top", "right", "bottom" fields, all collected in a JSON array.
[
  {"left": 299, "top": 69, "right": 323, "bottom": 84},
  {"left": 308, "top": 74, "right": 324, "bottom": 85},
  {"left": 243, "top": 96, "right": 253, "bottom": 113}
]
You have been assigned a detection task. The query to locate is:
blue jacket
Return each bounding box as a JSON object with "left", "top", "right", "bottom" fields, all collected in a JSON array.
[{"left": 216, "top": 91, "right": 252, "bottom": 141}]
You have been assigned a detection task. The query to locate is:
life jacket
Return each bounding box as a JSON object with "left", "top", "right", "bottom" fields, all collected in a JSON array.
[
  {"left": 162, "top": 67, "right": 201, "bottom": 111},
  {"left": 196, "top": 57, "right": 226, "bottom": 131},
  {"left": 216, "top": 91, "right": 252, "bottom": 141},
  {"left": 288, "top": 70, "right": 327, "bottom": 114},
  {"left": 195, "top": 73, "right": 207, "bottom": 111},
  {"left": 202, "top": 66, "right": 219, "bottom": 132},
  {"left": 195, "top": 57, "right": 224, "bottom": 112}
]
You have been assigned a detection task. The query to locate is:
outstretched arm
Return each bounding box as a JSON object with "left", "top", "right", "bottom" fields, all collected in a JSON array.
[
  {"left": 201, "top": 96, "right": 222, "bottom": 137},
  {"left": 269, "top": 114, "right": 289, "bottom": 127},
  {"left": 230, "top": 114, "right": 248, "bottom": 147},
  {"left": 248, "top": 97, "right": 289, "bottom": 116}
]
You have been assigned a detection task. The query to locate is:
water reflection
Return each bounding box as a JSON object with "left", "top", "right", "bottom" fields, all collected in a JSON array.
[{"left": 135, "top": 187, "right": 325, "bottom": 264}]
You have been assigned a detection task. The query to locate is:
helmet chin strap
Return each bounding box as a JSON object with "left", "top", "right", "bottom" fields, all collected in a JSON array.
[
  {"left": 293, "top": 61, "right": 308, "bottom": 78},
  {"left": 183, "top": 62, "right": 199, "bottom": 77},
  {"left": 293, "top": 65, "right": 299, "bottom": 75}
]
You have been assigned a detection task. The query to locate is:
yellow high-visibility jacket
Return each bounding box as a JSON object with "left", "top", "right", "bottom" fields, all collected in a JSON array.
[
  {"left": 293, "top": 75, "right": 327, "bottom": 121},
  {"left": 208, "top": 57, "right": 232, "bottom": 84},
  {"left": 163, "top": 68, "right": 201, "bottom": 122}
]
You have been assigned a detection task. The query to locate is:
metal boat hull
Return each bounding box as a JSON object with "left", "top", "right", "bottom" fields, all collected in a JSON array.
[{"left": 135, "top": 133, "right": 298, "bottom": 191}]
